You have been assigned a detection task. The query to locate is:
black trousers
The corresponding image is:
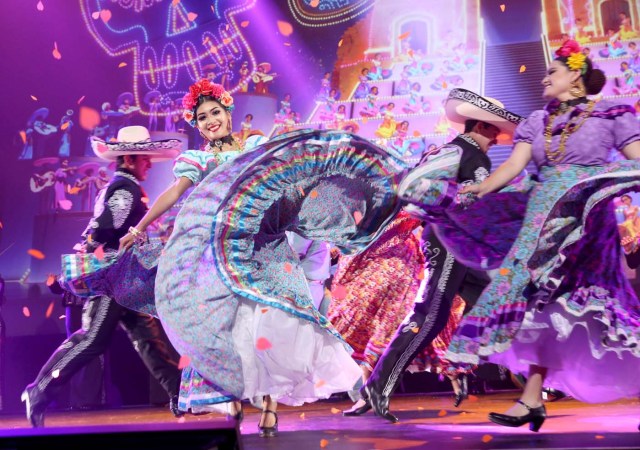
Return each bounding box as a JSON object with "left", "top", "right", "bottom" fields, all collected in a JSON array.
[
  {"left": 366, "top": 229, "right": 490, "bottom": 397},
  {"left": 28, "top": 295, "right": 181, "bottom": 405},
  {"left": 65, "top": 304, "right": 105, "bottom": 408}
]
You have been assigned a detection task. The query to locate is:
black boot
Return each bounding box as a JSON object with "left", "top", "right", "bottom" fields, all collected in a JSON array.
[
  {"left": 453, "top": 374, "right": 468, "bottom": 408},
  {"left": 21, "top": 385, "right": 46, "bottom": 428},
  {"left": 360, "top": 385, "right": 398, "bottom": 423},
  {"left": 169, "top": 395, "right": 184, "bottom": 418},
  {"left": 488, "top": 400, "right": 546, "bottom": 432}
]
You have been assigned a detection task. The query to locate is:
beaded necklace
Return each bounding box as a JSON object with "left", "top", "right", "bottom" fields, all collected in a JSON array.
[{"left": 544, "top": 100, "right": 596, "bottom": 163}]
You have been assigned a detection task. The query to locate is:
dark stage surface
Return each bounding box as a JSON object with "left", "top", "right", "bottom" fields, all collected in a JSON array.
[{"left": 1, "top": 392, "right": 639, "bottom": 449}]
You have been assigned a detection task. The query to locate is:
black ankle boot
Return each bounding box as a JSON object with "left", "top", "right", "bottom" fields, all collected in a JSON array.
[
  {"left": 169, "top": 395, "right": 184, "bottom": 418},
  {"left": 360, "top": 385, "right": 398, "bottom": 423},
  {"left": 21, "top": 385, "right": 46, "bottom": 428},
  {"left": 488, "top": 400, "right": 546, "bottom": 432},
  {"left": 453, "top": 374, "right": 468, "bottom": 408}
]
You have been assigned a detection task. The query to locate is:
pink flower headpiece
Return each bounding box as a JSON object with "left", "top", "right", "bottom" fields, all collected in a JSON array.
[
  {"left": 182, "top": 79, "right": 234, "bottom": 127},
  {"left": 555, "top": 39, "right": 587, "bottom": 74}
]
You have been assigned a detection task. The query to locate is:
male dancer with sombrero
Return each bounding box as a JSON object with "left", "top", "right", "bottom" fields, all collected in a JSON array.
[
  {"left": 22, "top": 126, "right": 184, "bottom": 427},
  {"left": 356, "top": 89, "right": 524, "bottom": 422}
]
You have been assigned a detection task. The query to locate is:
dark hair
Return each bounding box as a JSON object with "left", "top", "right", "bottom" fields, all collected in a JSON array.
[
  {"left": 463, "top": 119, "right": 479, "bottom": 133},
  {"left": 117, "top": 154, "right": 137, "bottom": 167},
  {"left": 555, "top": 55, "right": 606, "bottom": 95},
  {"left": 622, "top": 194, "right": 632, "bottom": 202},
  {"left": 194, "top": 95, "right": 224, "bottom": 114},
  {"left": 245, "top": 113, "right": 254, "bottom": 120}
]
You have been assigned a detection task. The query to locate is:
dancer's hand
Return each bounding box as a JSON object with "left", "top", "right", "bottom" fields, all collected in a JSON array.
[
  {"left": 119, "top": 226, "right": 145, "bottom": 252},
  {"left": 459, "top": 184, "right": 482, "bottom": 195},
  {"left": 119, "top": 233, "right": 136, "bottom": 252}
]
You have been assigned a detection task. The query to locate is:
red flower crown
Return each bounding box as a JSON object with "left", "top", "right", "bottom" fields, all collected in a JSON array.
[
  {"left": 555, "top": 39, "right": 587, "bottom": 74},
  {"left": 182, "top": 79, "right": 234, "bottom": 127}
]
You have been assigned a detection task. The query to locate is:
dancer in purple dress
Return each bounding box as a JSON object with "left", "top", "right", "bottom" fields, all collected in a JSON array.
[{"left": 400, "top": 39, "right": 640, "bottom": 432}]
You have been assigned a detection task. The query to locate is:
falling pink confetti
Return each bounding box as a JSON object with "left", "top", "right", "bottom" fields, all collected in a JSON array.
[
  {"left": 255, "top": 337, "right": 272, "bottom": 351},
  {"left": 178, "top": 355, "right": 191, "bottom": 369},
  {"left": 91, "top": 11, "right": 100, "bottom": 19},
  {"left": 284, "top": 262, "right": 293, "bottom": 273},
  {"left": 77, "top": 95, "right": 86, "bottom": 105},
  {"left": 331, "top": 284, "right": 347, "bottom": 300},
  {"left": 27, "top": 249, "right": 45, "bottom": 260},
  {"left": 353, "top": 211, "right": 363, "bottom": 225},
  {"left": 187, "top": 12, "right": 197, "bottom": 21},
  {"left": 277, "top": 20, "right": 293, "bottom": 37},
  {"left": 36, "top": 1, "right": 44, "bottom": 12},
  {"left": 52, "top": 42, "right": 61, "bottom": 60},
  {"left": 45, "top": 301, "right": 54, "bottom": 319},
  {"left": 94, "top": 245, "right": 105, "bottom": 261},
  {"left": 23, "top": 307, "right": 31, "bottom": 317},
  {"left": 100, "top": 9, "right": 112, "bottom": 23}
]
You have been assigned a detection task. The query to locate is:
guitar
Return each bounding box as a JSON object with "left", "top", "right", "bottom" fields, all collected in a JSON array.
[
  {"left": 30, "top": 171, "right": 56, "bottom": 193},
  {"left": 251, "top": 73, "right": 278, "bottom": 83}
]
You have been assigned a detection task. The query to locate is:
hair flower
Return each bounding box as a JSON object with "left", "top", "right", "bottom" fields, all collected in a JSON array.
[
  {"left": 555, "top": 39, "right": 581, "bottom": 57},
  {"left": 566, "top": 52, "right": 587, "bottom": 73},
  {"left": 182, "top": 79, "right": 235, "bottom": 127},
  {"left": 182, "top": 110, "right": 195, "bottom": 127}
]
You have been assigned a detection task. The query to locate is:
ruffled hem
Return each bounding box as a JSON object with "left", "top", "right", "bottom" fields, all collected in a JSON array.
[
  {"left": 210, "top": 130, "right": 407, "bottom": 335},
  {"left": 59, "top": 241, "right": 162, "bottom": 317},
  {"left": 488, "top": 297, "right": 640, "bottom": 403},
  {"left": 177, "top": 299, "right": 361, "bottom": 409},
  {"left": 443, "top": 162, "right": 640, "bottom": 366}
]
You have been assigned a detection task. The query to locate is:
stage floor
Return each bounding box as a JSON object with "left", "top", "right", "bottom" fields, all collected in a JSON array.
[{"left": 1, "top": 392, "right": 639, "bottom": 449}]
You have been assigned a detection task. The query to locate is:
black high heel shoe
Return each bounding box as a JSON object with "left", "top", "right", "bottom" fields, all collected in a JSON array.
[
  {"left": 21, "top": 386, "right": 46, "bottom": 428},
  {"left": 488, "top": 400, "right": 546, "bottom": 432},
  {"left": 228, "top": 401, "right": 244, "bottom": 422},
  {"left": 343, "top": 399, "right": 372, "bottom": 416},
  {"left": 453, "top": 374, "right": 468, "bottom": 408},
  {"left": 258, "top": 410, "right": 278, "bottom": 438}
]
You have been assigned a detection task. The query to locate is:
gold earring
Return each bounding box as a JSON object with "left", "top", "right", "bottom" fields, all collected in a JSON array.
[{"left": 569, "top": 80, "right": 585, "bottom": 98}]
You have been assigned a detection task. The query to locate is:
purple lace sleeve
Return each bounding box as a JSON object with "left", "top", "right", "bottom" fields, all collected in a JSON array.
[
  {"left": 613, "top": 110, "right": 640, "bottom": 151},
  {"left": 513, "top": 110, "right": 544, "bottom": 145}
]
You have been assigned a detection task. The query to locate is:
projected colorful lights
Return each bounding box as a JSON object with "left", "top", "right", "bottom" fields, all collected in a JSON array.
[
  {"left": 287, "top": 0, "right": 375, "bottom": 27},
  {"left": 79, "top": 0, "right": 258, "bottom": 115}
]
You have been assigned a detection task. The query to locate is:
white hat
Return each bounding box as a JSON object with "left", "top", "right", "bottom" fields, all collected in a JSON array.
[
  {"left": 445, "top": 89, "right": 523, "bottom": 144},
  {"left": 91, "top": 126, "right": 183, "bottom": 161}
]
